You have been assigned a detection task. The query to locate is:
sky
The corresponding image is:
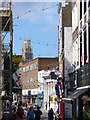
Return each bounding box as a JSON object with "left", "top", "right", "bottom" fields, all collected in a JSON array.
[{"left": 4, "top": 2, "right": 59, "bottom": 59}]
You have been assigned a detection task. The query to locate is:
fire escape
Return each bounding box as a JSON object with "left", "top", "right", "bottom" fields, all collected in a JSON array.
[{"left": 0, "top": 1, "right": 13, "bottom": 119}]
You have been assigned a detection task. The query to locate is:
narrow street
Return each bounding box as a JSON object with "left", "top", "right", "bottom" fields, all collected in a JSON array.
[{"left": 0, "top": 1, "right": 90, "bottom": 120}]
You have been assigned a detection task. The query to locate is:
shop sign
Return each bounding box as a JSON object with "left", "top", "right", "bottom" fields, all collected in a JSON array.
[
  {"left": 22, "top": 90, "right": 28, "bottom": 95},
  {"left": 31, "top": 89, "right": 38, "bottom": 95}
]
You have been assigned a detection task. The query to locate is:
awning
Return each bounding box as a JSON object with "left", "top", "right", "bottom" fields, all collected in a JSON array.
[
  {"left": 62, "top": 88, "right": 89, "bottom": 103},
  {"left": 68, "top": 88, "right": 89, "bottom": 99}
]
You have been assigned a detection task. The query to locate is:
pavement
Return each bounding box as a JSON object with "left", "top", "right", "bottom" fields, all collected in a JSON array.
[{"left": 41, "top": 110, "right": 48, "bottom": 120}]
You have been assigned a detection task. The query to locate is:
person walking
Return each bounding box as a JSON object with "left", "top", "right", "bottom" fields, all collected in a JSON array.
[
  {"left": 17, "top": 101, "right": 24, "bottom": 120},
  {"left": 46, "top": 102, "right": 47, "bottom": 110},
  {"left": 24, "top": 108, "right": 28, "bottom": 119},
  {"left": 28, "top": 105, "right": 34, "bottom": 120},
  {"left": 35, "top": 106, "right": 42, "bottom": 120},
  {"left": 48, "top": 108, "right": 54, "bottom": 120}
]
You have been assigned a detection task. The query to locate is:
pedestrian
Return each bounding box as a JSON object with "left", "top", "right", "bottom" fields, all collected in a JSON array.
[
  {"left": 24, "top": 108, "right": 28, "bottom": 119},
  {"left": 12, "top": 107, "right": 17, "bottom": 120},
  {"left": 28, "top": 105, "right": 34, "bottom": 120},
  {"left": 46, "top": 102, "right": 47, "bottom": 110},
  {"left": 48, "top": 108, "right": 54, "bottom": 120},
  {"left": 17, "top": 101, "right": 24, "bottom": 120},
  {"left": 35, "top": 106, "right": 42, "bottom": 120},
  {"left": 10, "top": 103, "right": 15, "bottom": 120}
]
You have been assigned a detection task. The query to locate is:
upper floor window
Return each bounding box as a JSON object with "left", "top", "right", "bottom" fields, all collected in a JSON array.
[
  {"left": 26, "top": 65, "right": 29, "bottom": 72},
  {"left": 80, "top": 2, "right": 82, "bottom": 20},
  {"left": 88, "top": 0, "right": 90, "bottom": 7},
  {"left": 30, "top": 76, "right": 33, "bottom": 82},
  {"left": 84, "top": 1, "right": 86, "bottom": 14},
  {"left": 23, "top": 78, "right": 25, "bottom": 83},
  {"left": 30, "top": 64, "right": 34, "bottom": 71},
  {"left": 35, "top": 76, "right": 37, "bottom": 81},
  {"left": 35, "top": 62, "right": 37, "bottom": 69},
  {"left": 23, "top": 67, "right": 25, "bottom": 73},
  {"left": 19, "top": 67, "right": 22, "bottom": 72}
]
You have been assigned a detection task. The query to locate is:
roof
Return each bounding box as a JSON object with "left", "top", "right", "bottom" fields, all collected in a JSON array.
[
  {"left": 23, "top": 57, "right": 58, "bottom": 63},
  {"left": 22, "top": 57, "right": 58, "bottom": 66}
]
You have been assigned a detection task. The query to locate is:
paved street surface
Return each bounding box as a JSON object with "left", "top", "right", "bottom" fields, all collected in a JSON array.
[{"left": 41, "top": 111, "right": 48, "bottom": 120}]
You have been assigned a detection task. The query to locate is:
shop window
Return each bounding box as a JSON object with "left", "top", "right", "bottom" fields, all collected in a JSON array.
[{"left": 80, "top": 1, "right": 82, "bottom": 20}]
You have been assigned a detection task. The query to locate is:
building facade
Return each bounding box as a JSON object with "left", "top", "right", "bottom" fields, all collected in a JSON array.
[
  {"left": 59, "top": 1, "right": 90, "bottom": 119},
  {"left": 21, "top": 57, "right": 58, "bottom": 107},
  {"left": 70, "top": 1, "right": 90, "bottom": 119},
  {"left": 58, "top": 2, "right": 72, "bottom": 91},
  {"left": 43, "top": 70, "right": 58, "bottom": 112},
  {"left": 58, "top": 2, "right": 72, "bottom": 119}
]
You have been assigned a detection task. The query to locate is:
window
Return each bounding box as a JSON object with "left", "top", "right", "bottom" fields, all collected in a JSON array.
[
  {"left": 35, "top": 76, "right": 37, "bottom": 81},
  {"left": 89, "top": 0, "right": 90, "bottom": 7},
  {"left": 30, "top": 76, "right": 33, "bottom": 81},
  {"left": 23, "top": 67, "right": 25, "bottom": 72},
  {"left": 19, "top": 67, "right": 22, "bottom": 72},
  {"left": 84, "top": 1, "right": 86, "bottom": 14},
  {"left": 88, "top": 25, "right": 90, "bottom": 62},
  {"left": 80, "top": 33, "right": 82, "bottom": 67},
  {"left": 30, "top": 64, "right": 34, "bottom": 71},
  {"left": 23, "top": 78, "right": 25, "bottom": 83},
  {"left": 84, "top": 30, "right": 87, "bottom": 65},
  {"left": 26, "top": 77, "right": 29, "bottom": 83},
  {"left": 80, "top": 1, "right": 82, "bottom": 20},
  {"left": 35, "top": 62, "right": 37, "bottom": 69},
  {"left": 26, "top": 65, "right": 29, "bottom": 72}
]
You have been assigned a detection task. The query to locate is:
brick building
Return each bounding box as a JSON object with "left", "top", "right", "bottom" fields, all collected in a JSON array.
[{"left": 21, "top": 57, "right": 58, "bottom": 106}]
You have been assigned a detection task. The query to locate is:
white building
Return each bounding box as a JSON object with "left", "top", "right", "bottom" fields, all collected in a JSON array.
[
  {"left": 40, "top": 70, "right": 58, "bottom": 112},
  {"left": 72, "top": 0, "right": 90, "bottom": 69}
]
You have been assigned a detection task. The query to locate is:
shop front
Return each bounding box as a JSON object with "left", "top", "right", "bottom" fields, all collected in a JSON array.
[
  {"left": 38, "top": 91, "right": 44, "bottom": 109},
  {"left": 62, "top": 87, "right": 90, "bottom": 120},
  {"left": 22, "top": 88, "right": 38, "bottom": 106}
]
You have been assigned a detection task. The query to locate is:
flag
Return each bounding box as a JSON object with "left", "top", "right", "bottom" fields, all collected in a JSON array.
[{"left": 13, "top": 69, "right": 21, "bottom": 87}]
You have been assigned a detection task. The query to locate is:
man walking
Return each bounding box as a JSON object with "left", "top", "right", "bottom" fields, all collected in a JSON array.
[{"left": 35, "top": 106, "right": 42, "bottom": 120}]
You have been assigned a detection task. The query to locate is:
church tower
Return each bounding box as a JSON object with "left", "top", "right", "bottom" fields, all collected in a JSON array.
[{"left": 22, "top": 39, "right": 33, "bottom": 62}]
